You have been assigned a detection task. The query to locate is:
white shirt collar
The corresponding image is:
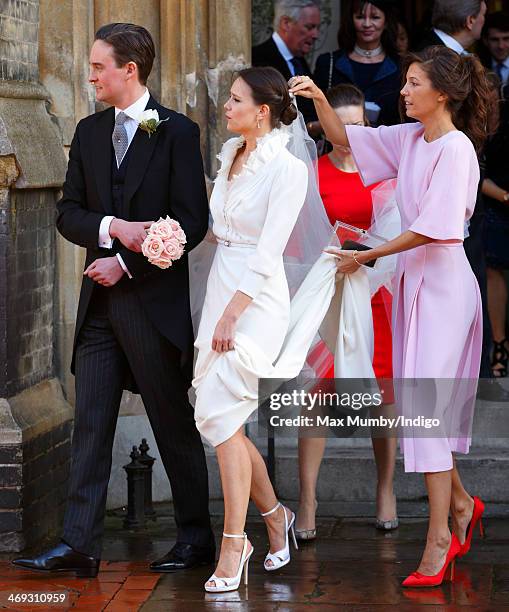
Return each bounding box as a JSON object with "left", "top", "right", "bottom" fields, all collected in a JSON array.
[
  {"left": 433, "top": 29, "right": 467, "bottom": 55},
  {"left": 115, "top": 88, "right": 150, "bottom": 122},
  {"left": 272, "top": 31, "right": 294, "bottom": 62}
]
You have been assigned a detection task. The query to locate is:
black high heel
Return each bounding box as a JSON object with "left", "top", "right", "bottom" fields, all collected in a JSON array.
[{"left": 491, "top": 339, "right": 508, "bottom": 378}]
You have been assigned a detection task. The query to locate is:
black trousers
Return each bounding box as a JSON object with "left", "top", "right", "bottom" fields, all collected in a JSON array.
[{"left": 62, "top": 282, "right": 213, "bottom": 558}]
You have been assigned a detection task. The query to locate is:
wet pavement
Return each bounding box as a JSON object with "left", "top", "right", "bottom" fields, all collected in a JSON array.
[{"left": 0, "top": 504, "right": 508, "bottom": 610}]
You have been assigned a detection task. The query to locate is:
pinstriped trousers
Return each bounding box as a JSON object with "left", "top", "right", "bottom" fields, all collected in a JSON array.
[{"left": 62, "top": 282, "right": 213, "bottom": 558}]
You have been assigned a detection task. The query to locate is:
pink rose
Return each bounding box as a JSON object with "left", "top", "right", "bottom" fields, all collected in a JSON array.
[
  {"left": 152, "top": 250, "right": 173, "bottom": 269},
  {"left": 152, "top": 219, "right": 173, "bottom": 239},
  {"left": 149, "top": 248, "right": 173, "bottom": 269},
  {"left": 148, "top": 220, "right": 160, "bottom": 233},
  {"left": 169, "top": 219, "right": 180, "bottom": 232},
  {"left": 142, "top": 235, "right": 164, "bottom": 260},
  {"left": 163, "top": 238, "right": 184, "bottom": 260},
  {"left": 174, "top": 228, "right": 187, "bottom": 243},
  {"left": 153, "top": 258, "right": 172, "bottom": 269}
]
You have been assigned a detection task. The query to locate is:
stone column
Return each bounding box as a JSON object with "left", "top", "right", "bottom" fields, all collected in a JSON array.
[
  {"left": 206, "top": 0, "right": 250, "bottom": 176},
  {"left": 161, "top": 0, "right": 211, "bottom": 172},
  {"left": 39, "top": 0, "right": 95, "bottom": 403},
  {"left": 160, "top": 0, "right": 251, "bottom": 177},
  {"left": 0, "top": 0, "right": 72, "bottom": 551}
]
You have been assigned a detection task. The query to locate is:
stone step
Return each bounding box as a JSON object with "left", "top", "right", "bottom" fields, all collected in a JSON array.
[
  {"left": 108, "top": 412, "right": 509, "bottom": 514},
  {"left": 204, "top": 445, "right": 509, "bottom": 517}
]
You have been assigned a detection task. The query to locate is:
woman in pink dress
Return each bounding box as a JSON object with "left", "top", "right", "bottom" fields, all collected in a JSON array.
[{"left": 291, "top": 46, "right": 494, "bottom": 587}]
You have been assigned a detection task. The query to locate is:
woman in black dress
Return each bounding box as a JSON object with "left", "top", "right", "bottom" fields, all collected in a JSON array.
[{"left": 314, "top": 0, "right": 401, "bottom": 126}]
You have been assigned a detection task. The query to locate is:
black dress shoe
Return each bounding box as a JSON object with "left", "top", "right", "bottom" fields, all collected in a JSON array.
[
  {"left": 150, "top": 542, "right": 215, "bottom": 572},
  {"left": 12, "top": 542, "right": 100, "bottom": 578}
]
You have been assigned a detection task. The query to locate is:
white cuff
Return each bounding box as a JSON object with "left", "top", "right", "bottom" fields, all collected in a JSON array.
[
  {"left": 116, "top": 253, "right": 132, "bottom": 279},
  {"left": 99, "top": 216, "right": 115, "bottom": 249},
  {"left": 237, "top": 269, "right": 266, "bottom": 300}
]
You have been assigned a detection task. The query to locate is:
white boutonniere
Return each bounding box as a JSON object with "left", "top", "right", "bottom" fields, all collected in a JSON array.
[{"left": 137, "top": 109, "right": 168, "bottom": 137}]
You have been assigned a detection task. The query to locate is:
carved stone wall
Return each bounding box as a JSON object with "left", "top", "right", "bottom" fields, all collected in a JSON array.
[{"left": 0, "top": 0, "right": 72, "bottom": 551}]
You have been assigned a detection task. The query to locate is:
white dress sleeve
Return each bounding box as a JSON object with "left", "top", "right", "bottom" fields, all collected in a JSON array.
[{"left": 237, "top": 155, "right": 308, "bottom": 299}]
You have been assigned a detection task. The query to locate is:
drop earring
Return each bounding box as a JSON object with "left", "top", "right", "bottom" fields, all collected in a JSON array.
[{"left": 257, "top": 117, "right": 261, "bottom": 129}]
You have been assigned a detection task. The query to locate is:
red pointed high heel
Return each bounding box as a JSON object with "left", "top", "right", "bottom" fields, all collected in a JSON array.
[
  {"left": 402, "top": 534, "right": 461, "bottom": 588},
  {"left": 457, "top": 496, "right": 485, "bottom": 558}
]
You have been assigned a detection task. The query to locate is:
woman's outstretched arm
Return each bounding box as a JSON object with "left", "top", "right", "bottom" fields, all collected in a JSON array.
[
  {"left": 325, "top": 230, "right": 433, "bottom": 274},
  {"left": 290, "top": 76, "right": 349, "bottom": 147}
]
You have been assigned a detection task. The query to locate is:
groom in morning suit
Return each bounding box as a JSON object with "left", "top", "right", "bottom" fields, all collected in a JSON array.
[{"left": 13, "top": 23, "right": 215, "bottom": 577}]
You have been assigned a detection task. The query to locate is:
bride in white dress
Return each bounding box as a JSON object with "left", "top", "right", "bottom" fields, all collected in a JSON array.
[{"left": 192, "top": 67, "right": 308, "bottom": 592}]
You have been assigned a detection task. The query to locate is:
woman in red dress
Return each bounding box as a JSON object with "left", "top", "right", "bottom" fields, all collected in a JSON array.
[{"left": 296, "top": 84, "right": 397, "bottom": 540}]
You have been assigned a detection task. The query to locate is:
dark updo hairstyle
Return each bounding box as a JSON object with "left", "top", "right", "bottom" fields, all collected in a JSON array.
[
  {"left": 237, "top": 66, "right": 298, "bottom": 128},
  {"left": 338, "top": 0, "right": 399, "bottom": 59},
  {"left": 326, "top": 83, "right": 368, "bottom": 124},
  {"left": 400, "top": 46, "right": 497, "bottom": 153}
]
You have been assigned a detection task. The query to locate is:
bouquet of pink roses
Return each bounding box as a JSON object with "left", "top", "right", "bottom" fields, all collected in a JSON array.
[{"left": 141, "top": 216, "right": 187, "bottom": 269}]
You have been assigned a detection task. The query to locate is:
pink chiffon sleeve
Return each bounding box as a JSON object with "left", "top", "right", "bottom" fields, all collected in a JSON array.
[
  {"left": 345, "top": 124, "right": 408, "bottom": 186},
  {"left": 409, "top": 138, "right": 480, "bottom": 241}
]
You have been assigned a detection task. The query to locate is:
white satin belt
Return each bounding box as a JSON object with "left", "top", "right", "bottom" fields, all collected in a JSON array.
[{"left": 216, "top": 237, "right": 257, "bottom": 248}]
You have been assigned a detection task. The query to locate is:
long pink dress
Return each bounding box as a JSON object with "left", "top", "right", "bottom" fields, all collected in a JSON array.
[{"left": 345, "top": 122, "right": 482, "bottom": 473}]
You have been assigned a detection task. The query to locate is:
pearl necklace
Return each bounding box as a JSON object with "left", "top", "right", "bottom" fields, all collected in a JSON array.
[{"left": 354, "top": 44, "right": 383, "bottom": 58}]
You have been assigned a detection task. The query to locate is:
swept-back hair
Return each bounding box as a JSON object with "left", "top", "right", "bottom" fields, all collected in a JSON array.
[{"left": 400, "top": 46, "right": 496, "bottom": 152}]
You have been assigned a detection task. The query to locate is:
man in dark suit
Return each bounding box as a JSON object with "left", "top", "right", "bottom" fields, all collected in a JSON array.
[
  {"left": 252, "top": 0, "right": 320, "bottom": 128},
  {"left": 13, "top": 23, "right": 214, "bottom": 577},
  {"left": 416, "top": 0, "right": 487, "bottom": 52},
  {"left": 480, "top": 12, "right": 509, "bottom": 85}
]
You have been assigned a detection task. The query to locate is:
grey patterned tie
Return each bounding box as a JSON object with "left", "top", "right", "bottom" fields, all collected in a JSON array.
[{"left": 112, "top": 111, "right": 129, "bottom": 166}]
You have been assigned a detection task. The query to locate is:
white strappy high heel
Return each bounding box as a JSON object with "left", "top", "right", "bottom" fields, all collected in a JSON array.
[
  {"left": 204, "top": 532, "right": 253, "bottom": 593},
  {"left": 261, "top": 502, "right": 298, "bottom": 571}
]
